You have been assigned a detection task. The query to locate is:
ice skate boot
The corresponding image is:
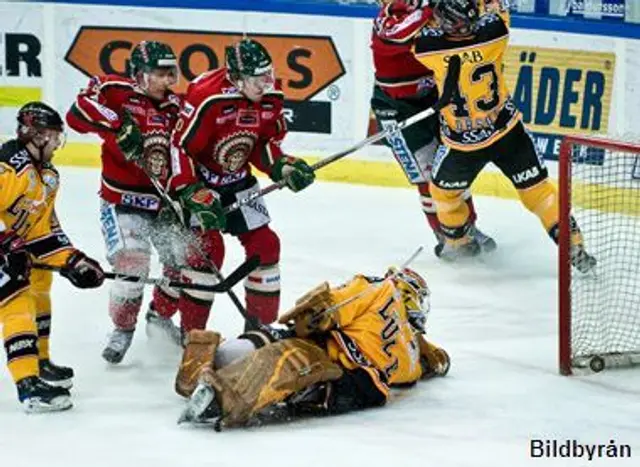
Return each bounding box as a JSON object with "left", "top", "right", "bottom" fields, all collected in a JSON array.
[
  {"left": 145, "top": 305, "right": 183, "bottom": 346},
  {"left": 39, "top": 359, "right": 74, "bottom": 389},
  {"left": 17, "top": 376, "right": 72, "bottom": 413},
  {"left": 570, "top": 244, "right": 597, "bottom": 273},
  {"left": 469, "top": 225, "right": 497, "bottom": 253},
  {"left": 102, "top": 328, "right": 134, "bottom": 364}
]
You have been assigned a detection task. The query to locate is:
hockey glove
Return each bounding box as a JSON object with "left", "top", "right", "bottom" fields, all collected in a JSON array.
[
  {"left": 177, "top": 182, "right": 226, "bottom": 231},
  {"left": 0, "top": 232, "right": 31, "bottom": 287},
  {"left": 278, "top": 282, "right": 336, "bottom": 337},
  {"left": 271, "top": 156, "right": 315, "bottom": 193},
  {"left": 417, "top": 336, "right": 450, "bottom": 379},
  {"left": 116, "top": 110, "right": 143, "bottom": 162},
  {"left": 60, "top": 250, "right": 105, "bottom": 289}
]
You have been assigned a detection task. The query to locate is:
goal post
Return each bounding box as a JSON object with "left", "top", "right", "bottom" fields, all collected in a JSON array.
[{"left": 558, "top": 135, "right": 640, "bottom": 375}]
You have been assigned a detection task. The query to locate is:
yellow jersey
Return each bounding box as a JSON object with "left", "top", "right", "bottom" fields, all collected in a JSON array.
[
  {"left": 0, "top": 140, "right": 74, "bottom": 272},
  {"left": 413, "top": 8, "right": 520, "bottom": 151},
  {"left": 324, "top": 275, "right": 422, "bottom": 399}
]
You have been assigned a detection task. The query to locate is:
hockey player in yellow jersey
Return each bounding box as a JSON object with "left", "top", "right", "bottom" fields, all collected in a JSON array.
[
  {"left": 174, "top": 266, "right": 450, "bottom": 429},
  {"left": 412, "top": 0, "right": 595, "bottom": 271},
  {"left": 0, "top": 102, "right": 105, "bottom": 412}
]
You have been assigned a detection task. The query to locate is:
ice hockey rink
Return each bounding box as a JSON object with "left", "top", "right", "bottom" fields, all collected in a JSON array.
[{"left": 1, "top": 166, "right": 639, "bottom": 467}]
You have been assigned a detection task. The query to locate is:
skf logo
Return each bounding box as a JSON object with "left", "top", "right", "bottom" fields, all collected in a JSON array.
[{"left": 64, "top": 27, "right": 346, "bottom": 133}]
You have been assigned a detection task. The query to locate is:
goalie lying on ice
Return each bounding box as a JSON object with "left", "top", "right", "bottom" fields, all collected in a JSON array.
[{"left": 175, "top": 267, "right": 450, "bottom": 428}]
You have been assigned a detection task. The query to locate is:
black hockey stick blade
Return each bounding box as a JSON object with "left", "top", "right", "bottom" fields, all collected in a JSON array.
[{"left": 207, "top": 255, "right": 261, "bottom": 293}]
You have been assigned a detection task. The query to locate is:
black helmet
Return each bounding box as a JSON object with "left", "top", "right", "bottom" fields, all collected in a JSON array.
[
  {"left": 434, "top": 0, "right": 480, "bottom": 36},
  {"left": 17, "top": 101, "right": 64, "bottom": 139}
]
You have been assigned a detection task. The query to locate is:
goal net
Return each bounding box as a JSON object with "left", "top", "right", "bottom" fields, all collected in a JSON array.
[{"left": 558, "top": 135, "right": 640, "bottom": 375}]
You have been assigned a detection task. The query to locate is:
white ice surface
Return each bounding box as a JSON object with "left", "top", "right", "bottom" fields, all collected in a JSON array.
[{"left": 1, "top": 167, "right": 639, "bottom": 467}]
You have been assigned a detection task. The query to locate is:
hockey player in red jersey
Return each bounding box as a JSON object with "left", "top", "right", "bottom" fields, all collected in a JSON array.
[
  {"left": 66, "top": 41, "right": 190, "bottom": 364},
  {"left": 370, "top": 0, "right": 495, "bottom": 258},
  {"left": 170, "top": 38, "right": 315, "bottom": 331}
]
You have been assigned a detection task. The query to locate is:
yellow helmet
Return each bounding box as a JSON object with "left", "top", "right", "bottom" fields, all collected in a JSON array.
[{"left": 387, "top": 267, "right": 430, "bottom": 333}]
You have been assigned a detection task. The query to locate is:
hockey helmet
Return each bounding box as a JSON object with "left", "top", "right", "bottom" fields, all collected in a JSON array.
[
  {"left": 17, "top": 101, "right": 65, "bottom": 148},
  {"left": 433, "top": 0, "right": 480, "bottom": 36},
  {"left": 226, "top": 38, "right": 273, "bottom": 79},
  {"left": 129, "top": 41, "right": 178, "bottom": 79},
  {"left": 388, "top": 267, "right": 431, "bottom": 333}
]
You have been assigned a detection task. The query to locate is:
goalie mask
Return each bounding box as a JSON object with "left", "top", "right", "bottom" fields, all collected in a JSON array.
[
  {"left": 225, "top": 38, "right": 275, "bottom": 102},
  {"left": 17, "top": 101, "right": 65, "bottom": 162},
  {"left": 129, "top": 41, "right": 179, "bottom": 99},
  {"left": 387, "top": 267, "right": 430, "bottom": 333}
]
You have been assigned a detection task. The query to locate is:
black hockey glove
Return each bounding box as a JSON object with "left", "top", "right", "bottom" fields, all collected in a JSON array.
[
  {"left": 271, "top": 156, "right": 315, "bottom": 193},
  {"left": 60, "top": 250, "right": 105, "bottom": 289},
  {"left": 0, "top": 232, "right": 31, "bottom": 288},
  {"left": 116, "top": 110, "right": 143, "bottom": 162}
]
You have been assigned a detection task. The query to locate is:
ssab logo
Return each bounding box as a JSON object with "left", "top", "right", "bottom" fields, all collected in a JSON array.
[{"left": 64, "top": 27, "right": 346, "bottom": 134}]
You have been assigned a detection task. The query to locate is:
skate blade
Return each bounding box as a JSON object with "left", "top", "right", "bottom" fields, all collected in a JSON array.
[{"left": 23, "top": 396, "right": 73, "bottom": 414}]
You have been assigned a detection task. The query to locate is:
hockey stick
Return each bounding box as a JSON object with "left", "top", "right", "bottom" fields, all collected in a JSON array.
[
  {"left": 145, "top": 174, "right": 256, "bottom": 328},
  {"left": 224, "top": 55, "right": 462, "bottom": 214},
  {"left": 278, "top": 246, "right": 425, "bottom": 327},
  {"left": 33, "top": 255, "right": 260, "bottom": 294}
]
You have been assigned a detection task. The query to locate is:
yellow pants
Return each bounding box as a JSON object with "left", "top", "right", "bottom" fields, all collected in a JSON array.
[
  {"left": 431, "top": 179, "right": 584, "bottom": 246},
  {"left": 0, "top": 269, "right": 53, "bottom": 383}
]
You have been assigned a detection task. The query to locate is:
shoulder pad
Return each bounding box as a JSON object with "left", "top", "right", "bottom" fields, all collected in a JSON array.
[
  {"left": 0, "top": 140, "right": 33, "bottom": 175},
  {"left": 97, "top": 74, "right": 135, "bottom": 93},
  {"left": 475, "top": 13, "right": 509, "bottom": 38}
]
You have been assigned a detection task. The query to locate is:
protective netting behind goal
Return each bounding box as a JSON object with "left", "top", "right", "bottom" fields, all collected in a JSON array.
[{"left": 559, "top": 136, "right": 640, "bottom": 374}]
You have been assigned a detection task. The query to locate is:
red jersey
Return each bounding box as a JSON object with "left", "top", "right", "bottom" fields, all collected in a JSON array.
[
  {"left": 66, "top": 75, "right": 181, "bottom": 212},
  {"left": 371, "top": 2, "right": 436, "bottom": 99},
  {"left": 170, "top": 68, "right": 287, "bottom": 192}
]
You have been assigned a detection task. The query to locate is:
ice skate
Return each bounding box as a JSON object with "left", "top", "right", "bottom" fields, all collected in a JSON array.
[
  {"left": 39, "top": 359, "right": 74, "bottom": 389},
  {"left": 145, "top": 306, "right": 183, "bottom": 347},
  {"left": 102, "top": 328, "right": 135, "bottom": 364},
  {"left": 17, "top": 376, "right": 72, "bottom": 413}
]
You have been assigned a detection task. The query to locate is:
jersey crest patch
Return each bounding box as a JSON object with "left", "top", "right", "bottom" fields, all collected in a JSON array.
[{"left": 214, "top": 132, "right": 257, "bottom": 173}]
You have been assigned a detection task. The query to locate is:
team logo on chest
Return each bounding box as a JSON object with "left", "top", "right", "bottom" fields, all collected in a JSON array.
[
  {"left": 143, "top": 129, "right": 171, "bottom": 180},
  {"left": 214, "top": 131, "right": 257, "bottom": 173}
]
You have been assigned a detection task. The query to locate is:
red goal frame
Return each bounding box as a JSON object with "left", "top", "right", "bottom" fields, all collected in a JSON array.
[{"left": 558, "top": 135, "right": 640, "bottom": 375}]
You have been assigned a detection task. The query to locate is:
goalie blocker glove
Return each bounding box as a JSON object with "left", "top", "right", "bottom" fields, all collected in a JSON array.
[
  {"left": 177, "top": 182, "right": 226, "bottom": 231},
  {"left": 60, "top": 250, "right": 105, "bottom": 289},
  {"left": 271, "top": 156, "right": 315, "bottom": 193}
]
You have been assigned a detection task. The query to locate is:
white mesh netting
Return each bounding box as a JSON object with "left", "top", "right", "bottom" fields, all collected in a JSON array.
[{"left": 568, "top": 140, "right": 640, "bottom": 368}]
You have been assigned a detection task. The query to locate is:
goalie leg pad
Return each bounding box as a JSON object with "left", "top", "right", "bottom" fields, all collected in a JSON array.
[
  {"left": 207, "top": 338, "right": 343, "bottom": 426},
  {"left": 175, "top": 330, "right": 221, "bottom": 398}
]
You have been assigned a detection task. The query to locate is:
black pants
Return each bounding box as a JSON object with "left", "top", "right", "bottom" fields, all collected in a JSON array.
[{"left": 432, "top": 122, "right": 548, "bottom": 193}]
